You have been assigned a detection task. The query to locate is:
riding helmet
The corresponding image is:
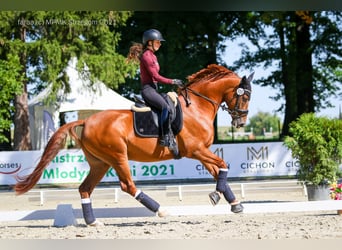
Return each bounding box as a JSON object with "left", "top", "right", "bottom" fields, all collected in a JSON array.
[{"left": 142, "top": 29, "right": 165, "bottom": 45}]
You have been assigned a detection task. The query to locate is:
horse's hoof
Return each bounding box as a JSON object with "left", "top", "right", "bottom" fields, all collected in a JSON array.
[
  {"left": 231, "top": 203, "right": 244, "bottom": 213},
  {"left": 209, "top": 191, "right": 221, "bottom": 206},
  {"left": 157, "top": 207, "right": 169, "bottom": 217},
  {"left": 88, "top": 220, "right": 104, "bottom": 227}
]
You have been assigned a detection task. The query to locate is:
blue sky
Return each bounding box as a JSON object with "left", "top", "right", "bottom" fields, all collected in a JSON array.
[{"left": 217, "top": 39, "right": 341, "bottom": 127}]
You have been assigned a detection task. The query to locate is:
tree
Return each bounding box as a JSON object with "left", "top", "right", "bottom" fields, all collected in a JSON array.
[
  {"left": 245, "top": 111, "right": 281, "bottom": 137},
  {"left": 0, "top": 11, "right": 135, "bottom": 150},
  {"left": 116, "top": 12, "right": 246, "bottom": 97},
  {"left": 0, "top": 55, "right": 23, "bottom": 149},
  {"left": 232, "top": 11, "right": 342, "bottom": 136}
]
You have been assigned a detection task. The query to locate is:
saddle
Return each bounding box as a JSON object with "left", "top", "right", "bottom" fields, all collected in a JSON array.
[{"left": 131, "top": 92, "right": 183, "bottom": 138}]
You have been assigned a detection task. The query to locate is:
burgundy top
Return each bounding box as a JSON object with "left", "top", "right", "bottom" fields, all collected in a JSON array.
[{"left": 140, "top": 49, "right": 173, "bottom": 85}]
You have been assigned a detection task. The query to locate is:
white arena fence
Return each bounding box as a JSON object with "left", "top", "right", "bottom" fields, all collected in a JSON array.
[{"left": 25, "top": 180, "right": 307, "bottom": 206}]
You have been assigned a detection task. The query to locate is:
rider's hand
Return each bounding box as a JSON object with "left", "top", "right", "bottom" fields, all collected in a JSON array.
[{"left": 172, "top": 79, "right": 183, "bottom": 86}]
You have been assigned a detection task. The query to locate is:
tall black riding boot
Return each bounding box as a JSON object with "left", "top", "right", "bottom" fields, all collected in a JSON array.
[{"left": 159, "top": 108, "right": 171, "bottom": 147}]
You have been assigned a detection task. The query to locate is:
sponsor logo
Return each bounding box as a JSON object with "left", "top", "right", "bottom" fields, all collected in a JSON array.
[
  {"left": 194, "top": 162, "right": 230, "bottom": 176},
  {"left": 195, "top": 164, "right": 211, "bottom": 176},
  {"left": 241, "top": 146, "right": 275, "bottom": 174},
  {"left": 247, "top": 146, "right": 268, "bottom": 160},
  {"left": 285, "top": 160, "right": 301, "bottom": 170},
  {"left": 0, "top": 162, "right": 22, "bottom": 175}
]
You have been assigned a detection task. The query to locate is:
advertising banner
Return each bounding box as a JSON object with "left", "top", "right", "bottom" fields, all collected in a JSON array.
[{"left": 0, "top": 142, "right": 300, "bottom": 185}]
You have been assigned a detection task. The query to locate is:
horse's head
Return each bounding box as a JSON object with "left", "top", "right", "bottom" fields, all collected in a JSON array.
[
  {"left": 182, "top": 65, "right": 253, "bottom": 128},
  {"left": 224, "top": 72, "right": 253, "bottom": 128}
]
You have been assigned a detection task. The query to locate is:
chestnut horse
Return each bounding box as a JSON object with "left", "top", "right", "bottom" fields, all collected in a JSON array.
[{"left": 15, "top": 64, "right": 253, "bottom": 226}]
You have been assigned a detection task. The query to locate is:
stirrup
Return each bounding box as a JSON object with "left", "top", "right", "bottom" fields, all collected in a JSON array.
[
  {"left": 168, "top": 138, "right": 181, "bottom": 159},
  {"left": 159, "top": 134, "right": 171, "bottom": 147}
]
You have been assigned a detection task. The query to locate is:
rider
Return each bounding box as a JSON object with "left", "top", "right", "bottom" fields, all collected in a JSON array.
[{"left": 127, "top": 28, "right": 183, "bottom": 147}]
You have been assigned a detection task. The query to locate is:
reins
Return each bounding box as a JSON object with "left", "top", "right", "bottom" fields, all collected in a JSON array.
[
  {"left": 180, "top": 85, "right": 250, "bottom": 118},
  {"left": 181, "top": 87, "right": 220, "bottom": 108}
]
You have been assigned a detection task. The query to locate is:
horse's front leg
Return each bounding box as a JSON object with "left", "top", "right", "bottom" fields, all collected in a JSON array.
[
  {"left": 209, "top": 169, "right": 244, "bottom": 213},
  {"left": 193, "top": 148, "right": 244, "bottom": 213},
  {"left": 115, "top": 161, "right": 167, "bottom": 217},
  {"left": 209, "top": 183, "right": 244, "bottom": 213},
  {"left": 120, "top": 182, "right": 167, "bottom": 217}
]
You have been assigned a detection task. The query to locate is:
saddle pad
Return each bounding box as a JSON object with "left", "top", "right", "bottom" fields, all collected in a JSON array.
[
  {"left": 133, "top": 111, "right": 159, "bottom": 138},
  {"left": 132, "top": 96, "right": 183, "bottom": 138}
]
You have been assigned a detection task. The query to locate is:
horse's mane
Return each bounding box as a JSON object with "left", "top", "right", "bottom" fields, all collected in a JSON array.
[{"left": 186, "top": 64, "right": 236, "bottom": 86}]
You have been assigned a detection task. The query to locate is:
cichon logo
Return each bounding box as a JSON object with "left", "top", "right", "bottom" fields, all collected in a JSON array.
[{"left": 0, "top": 162, "right": 22, "bottom": 175}]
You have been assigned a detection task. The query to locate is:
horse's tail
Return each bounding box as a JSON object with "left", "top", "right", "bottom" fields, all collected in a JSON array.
[{"left": 15, "top": 120, "right": 85, "bottom": 195}]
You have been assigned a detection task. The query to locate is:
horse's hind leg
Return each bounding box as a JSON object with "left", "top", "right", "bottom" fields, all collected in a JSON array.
[{"left": 79, "top": 150, "right": 110, "bottom": 226}]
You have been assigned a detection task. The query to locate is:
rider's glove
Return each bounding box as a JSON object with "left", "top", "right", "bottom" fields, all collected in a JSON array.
[{"left": 172, "top": 79, "right": 183, "bottom": 86}]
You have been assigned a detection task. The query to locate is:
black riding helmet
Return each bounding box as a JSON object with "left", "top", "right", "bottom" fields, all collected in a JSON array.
[{"left": 142, "top": 29, "right": 165, "bottom": 45}]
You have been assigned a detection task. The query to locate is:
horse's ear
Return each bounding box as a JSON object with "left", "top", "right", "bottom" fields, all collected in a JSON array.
[{"left": 247, "top": 72, "right": 254, "bottom": 82}]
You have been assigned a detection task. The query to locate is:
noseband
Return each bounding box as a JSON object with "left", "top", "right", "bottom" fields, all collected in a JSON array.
[{"left": 180, "top": 85, "right": 251, "bottom": 119}]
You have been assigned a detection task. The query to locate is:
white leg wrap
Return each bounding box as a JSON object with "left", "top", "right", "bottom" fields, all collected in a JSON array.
[
  {"left": 134, "top": 189, "right": 142, "bottom": 198},
  {"left": 81, "top": 198, "right": 91, "bottom": 204}
]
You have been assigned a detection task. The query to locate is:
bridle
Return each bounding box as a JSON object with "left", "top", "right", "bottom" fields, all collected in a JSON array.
[
  {"left": 225, "top": 86, "right": 251, "bottom": 119},
  {"left": 180, "top": 84, "right": 251, "bottom": 119}
]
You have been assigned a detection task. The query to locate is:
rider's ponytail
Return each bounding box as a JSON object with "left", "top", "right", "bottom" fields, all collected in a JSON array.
[{"left": 127, "top": 42, "right": 144, "bottom": 63}]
